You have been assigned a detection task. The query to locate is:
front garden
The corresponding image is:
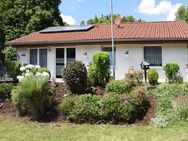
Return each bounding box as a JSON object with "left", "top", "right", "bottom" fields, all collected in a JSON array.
[{"left": 1, "top": 49, "right": 188, "bottom": 140}]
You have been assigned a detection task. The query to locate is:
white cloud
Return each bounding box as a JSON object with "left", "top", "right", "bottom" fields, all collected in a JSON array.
[
  {"left": 61, "top": 14, "right": 76, "bottom": 25},
  {"left": 138, "top": 0, "right": 182, "bottom": 21}
]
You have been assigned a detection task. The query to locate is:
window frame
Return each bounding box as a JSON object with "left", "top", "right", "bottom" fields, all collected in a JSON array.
[
  {"left": 143, "top": 46, "right": 162, "bottom": 66},
  {"left": 55, "top": 47, "right": 76, "bottom": 78},
  {"left": 29, "top": 48, "right": 48, "bottom": 68}
]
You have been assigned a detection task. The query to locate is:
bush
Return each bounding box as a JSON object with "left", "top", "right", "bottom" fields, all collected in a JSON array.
[
  {"left": 147, "top": 68, "right": 159, "bottom": 85},
  {"left": 101, "top": 92, "right": 148, "bottom": 124},
  {"left": 3, "top": 47, "right": 21, "bottom": 80},
  {"left": 6, "top": 61, "right": 21, "bottom": 80},
  {"left": 106, "top": 80, "right": 132, "bottom": 94},
  {"left": 58, "top": 92, "right": 149, "bottom": 124},
  {"left": 154, "top": 83, "right": 188, "bottom": 97},
  {"left": 153, "top": 84, "right": 188, "bottom": 126},
  {"left": 12, "top": 75, "right": 54, "bottom": 119},
  {"left": 163, "top": 63, "right": 183, "bottom": 83},
  {"left": 37, "top": 67, "right": 51, "bottom": 76},
  {"left": 88, "top": 52, "right": 110, "bottom": 87},
  {"left": 62, "top": 60, "right": 87, "bottom": 94},
  {"left": 59, "top": 95, "right": 101, "bottom": 123},
  {"left": 0, "top": 83, "right": 14, "bottom": 100}
]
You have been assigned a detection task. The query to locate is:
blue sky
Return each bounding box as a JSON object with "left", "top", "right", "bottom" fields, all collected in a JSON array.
[{"left": 59, "top": 0, "right": 188, "bottom": 25}]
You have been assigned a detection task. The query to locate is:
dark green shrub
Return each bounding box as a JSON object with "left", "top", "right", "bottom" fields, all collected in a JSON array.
[
  {"left": 6, "top": 61, "right": 21, "bottom": 80},
  {"left": 3, "top": 47, "right": 21, "bottom": 80},
  {"left": 147, "top": 68, "right": 159, "bottom": 85},
  {"left": 163, "top": 63, "right": 183, "bottom": 83},
  {"left": 2, "top": 47, "right": 17, "bottom": 61},
  {"left": 37, "top": 67, "right": 51, "bottom": 76},
  {"left": 58, "top": 92, "right": 149, "bottom": 124},
  {"left": 106, "top": 80, "right": 132, "bottom": 94},
  {"left": 59, "top": 94, "right": 101, "bottom": 123},
  {"left": 12, "top": 75, "right": 55, "bottom": 120},
  {"left": 0, "top": 83, "right": 14, "bottom": 100},
  {"left": 88, "top": 52, "right": 110, "bottom": 87},
  {"left": 101, "top": 92, "right": 149, "bottom": 124},
  {"left": 62, "top": 60, "right": 87, "bottom": 94}
]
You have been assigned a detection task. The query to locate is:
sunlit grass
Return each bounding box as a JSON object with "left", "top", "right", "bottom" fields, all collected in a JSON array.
[{"left": 0, "top": 117, "right": 188, "bottom": 141}]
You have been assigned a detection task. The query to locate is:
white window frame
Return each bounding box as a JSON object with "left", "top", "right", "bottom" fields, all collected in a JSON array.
[
  {"left": 29, "top": 48, "right": 48, "bottom": 67},
  {"left": 55, "top": 47, "right": 76, "bottom": 78}
]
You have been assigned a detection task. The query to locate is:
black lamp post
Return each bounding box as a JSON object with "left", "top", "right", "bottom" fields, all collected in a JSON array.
[{"left": 140, "top": 61, "right": 150, "bottom": 83}]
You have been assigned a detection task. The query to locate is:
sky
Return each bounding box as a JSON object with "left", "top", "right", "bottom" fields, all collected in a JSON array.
[{"left": 59, "top": 0, "right": 188, "bottom": 25}]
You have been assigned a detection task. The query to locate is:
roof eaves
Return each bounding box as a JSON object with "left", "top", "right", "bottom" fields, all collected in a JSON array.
[{"left": 6, "top": 38, "right": 188, "bottom": 46}]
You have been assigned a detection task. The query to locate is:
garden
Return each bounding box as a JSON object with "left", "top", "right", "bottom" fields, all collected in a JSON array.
[{"left": 1, "top": 48, "right": 188, "bottom": 141}]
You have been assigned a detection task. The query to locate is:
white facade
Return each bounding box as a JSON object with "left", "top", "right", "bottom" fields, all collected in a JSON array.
[{"left": 16, "top": 43, "right": 188, "bottom": 82}]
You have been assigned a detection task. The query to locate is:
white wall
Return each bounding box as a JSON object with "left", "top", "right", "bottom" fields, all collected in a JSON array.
[
  {"left": 162, "top": 43, "right": 187, "bottom": 81},
  {"left": 17, "top": 48, "right": 29, "bottom": 66},
  {"left": 16, "top": 43, "right": 188, "bottom": 82},
  {"left": 76, "top": 45, "right": 101, "bottom": 68}
]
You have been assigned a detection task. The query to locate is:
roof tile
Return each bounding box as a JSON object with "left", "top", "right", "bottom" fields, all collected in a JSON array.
[{"left": 6, "top": 21, "right": 188, "bottom": 45}]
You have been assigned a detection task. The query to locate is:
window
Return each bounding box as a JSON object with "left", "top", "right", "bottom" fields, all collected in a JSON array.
[
  {"left": 30, "top": 49, "right": 38, "bottom": 65},
  {"left": 67, "top": 48, "right": 75, "bottom": 64},
  {"left": 102, "top": 47, "right": 116, "bottom": 66},
  {"left": 56, "top": 48, "right": 75, "bottom": 78},
  {"left": 144, "top": 46, "right": 162, "bottom": 66},
  {"left": 56, "top": 48, "right": 64, "bottom": 78},
  {"left": 30, "top": 49, "right": 47, "bottom": 68},
  {"left": 39, "top": 49, "right": 47, "bottom": 68}
]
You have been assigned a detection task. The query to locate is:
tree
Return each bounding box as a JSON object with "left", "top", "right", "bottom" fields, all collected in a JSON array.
[
  {"left": 121, "top": 16, "right": 136, "bottom": 22},
  {"left": 0, "top": 0, "right": 63, "bottom": 48},
  {"left": 87, "top": 14, "right": 138, "bottom": 24},
  {"left": 176, "top": 6, "right": 188, "bottom": 23}
]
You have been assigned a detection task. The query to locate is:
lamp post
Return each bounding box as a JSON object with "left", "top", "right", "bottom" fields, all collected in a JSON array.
[{"left": 110, "top": 0, "right": 115, "bottom": 79}]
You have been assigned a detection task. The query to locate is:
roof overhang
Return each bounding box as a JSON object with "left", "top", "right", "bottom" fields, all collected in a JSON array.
[{"left": 5, "top": 38, "right": 188, "bottom": 46}]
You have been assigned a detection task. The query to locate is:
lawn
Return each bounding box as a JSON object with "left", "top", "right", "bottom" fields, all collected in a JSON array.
[{"left": 0, "top": 117, "right": 188, "bottom": 141}]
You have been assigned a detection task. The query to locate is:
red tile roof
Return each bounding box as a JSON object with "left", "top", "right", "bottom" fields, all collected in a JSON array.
[{"left": 6, "top": 21, "right": 188, "bottom": 46}]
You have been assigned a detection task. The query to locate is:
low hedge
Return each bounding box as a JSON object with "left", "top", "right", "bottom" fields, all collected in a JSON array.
[{"left": 58, "top": 92, "right": 149, "bottom": 124}]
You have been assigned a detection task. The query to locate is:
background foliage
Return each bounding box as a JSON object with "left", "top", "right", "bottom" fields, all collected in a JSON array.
[
  {"left": 0, "top": 0, "right": 63, "bottom": 48},
  {"left": 176, "top": 6, "right": 188, "bottom": 23}
]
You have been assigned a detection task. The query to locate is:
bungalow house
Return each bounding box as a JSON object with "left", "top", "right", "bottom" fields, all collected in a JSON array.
[{"left": 6, "top": 21, "right": 188, "bottom": 82}]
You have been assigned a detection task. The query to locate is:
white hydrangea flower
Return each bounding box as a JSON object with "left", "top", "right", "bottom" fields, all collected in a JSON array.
[
  {"left": 26, "top": 70, "right": 30, "bottom": 73},
  {"left": 17, "top": 76, "right": 24, "bottom": 82},
  {"left": 25, "top": 64, "right": 35, "bottom": 69},
  {"left": 36, "top": 72, "right": 42, "bottom": 77},
  {"left": 20, "top": 66, "right": 26, "bottom": 72},
  {"left": 35, "top": 65, "right": 41, "bottom": 69},
  {"left": 42, "top": 72, "right": 50, "bottom": 78},
  {"left": 25, "top": 72, "right": 32, "bottom": 77}
]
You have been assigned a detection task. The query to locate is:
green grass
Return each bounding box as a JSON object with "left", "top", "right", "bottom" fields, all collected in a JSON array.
[{"left": 0, "top": 117, "right": 188, "bottom": 141}]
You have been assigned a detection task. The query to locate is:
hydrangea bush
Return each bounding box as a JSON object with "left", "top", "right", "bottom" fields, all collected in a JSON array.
[
  {"left": 17, "top": 64, "right": 50, "bottom": 82},
  {"left": 12, "top": 64, "right": 54, "bottom": 120}
]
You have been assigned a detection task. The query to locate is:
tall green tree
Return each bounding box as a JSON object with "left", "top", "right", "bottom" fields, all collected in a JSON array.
[
  {"left": 87, "top": 14, "right": 139, "bottom": 24},
  {"left": 0, "top": 0, "right": 63, "bottom": 48},
  {"left": 176, "top": 6, "right": 188, "bottom": 23}
]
